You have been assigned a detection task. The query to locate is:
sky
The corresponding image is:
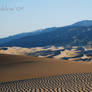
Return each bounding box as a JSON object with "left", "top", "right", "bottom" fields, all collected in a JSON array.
[{"left": 0, "top": 0, "right": 92, "bottom": 38}]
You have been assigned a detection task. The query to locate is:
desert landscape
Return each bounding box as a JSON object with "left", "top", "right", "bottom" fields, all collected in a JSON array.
[
  {"left": 0, "top": 54, "right": 92, "bottom": 91},
  {"left": 1, "top": 20, "right": 92, "bottom": 91},
  {"left": 1, "top": 21, "right": 92, "bottom": 91},
  {"left": 1, "top": 1, "right": 92, "bottom": 91}
]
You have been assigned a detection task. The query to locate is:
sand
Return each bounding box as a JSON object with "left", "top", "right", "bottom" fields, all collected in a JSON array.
[
  {"left": 1, "top": 54, "right": 92, "bottom": 91},
  {"left": 1, "top": 72, "right": 92, "bottom": 91},
  {"left": 0, "top": 46, "right": 64, "bottom": 56},
  {"left": 0, "top": 54, "right": 92, "bottom": 82}
]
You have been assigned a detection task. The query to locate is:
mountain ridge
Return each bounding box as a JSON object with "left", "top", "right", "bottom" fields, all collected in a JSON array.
[
  {"left": 71, "top": 20, "right": 92, "bottom": 27},
  {"left": 1, "top": 20, "right": 92, "bottom": 48}
]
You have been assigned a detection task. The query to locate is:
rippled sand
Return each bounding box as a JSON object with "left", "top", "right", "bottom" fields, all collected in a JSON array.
[{"left": 0, "top": 72, "right": 92, "bottom": 91}]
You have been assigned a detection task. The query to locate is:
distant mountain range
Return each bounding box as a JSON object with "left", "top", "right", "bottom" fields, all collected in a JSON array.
[
  {"left": 0, "top": 27, "right": 57, "bottom": 45},
  {"left": 0, "top": 20, "right": 92, "bottom": 48}
]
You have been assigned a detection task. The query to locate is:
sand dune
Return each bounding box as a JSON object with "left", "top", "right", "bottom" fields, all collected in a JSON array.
[
  {"left": 0, "top": 54, "right": 92, "bottom": 82},
  {"left": 1, "top": 54, "right": 92, "bottom": 91},
  {"left": 0, "top": 46, "right": 64, "bottom": 56}
]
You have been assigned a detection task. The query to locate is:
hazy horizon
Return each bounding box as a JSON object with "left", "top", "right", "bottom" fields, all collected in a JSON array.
[{"left": 0, "top": 0, "right": 92, "bottom": 38}]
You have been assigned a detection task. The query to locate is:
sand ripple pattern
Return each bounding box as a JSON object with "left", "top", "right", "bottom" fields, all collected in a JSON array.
[{"left": 1, "top": 72, "right": 92, "bottom": 92}]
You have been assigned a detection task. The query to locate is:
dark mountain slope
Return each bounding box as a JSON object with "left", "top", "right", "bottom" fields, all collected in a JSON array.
[
  {"left": 1, "top": 26, "right": 92, "bottom": 48},
  {"left": 0, "top": 27, "right": 57, "bottom": 46},
  {"left": 0, "top": 30, "right": 43, "bottom": 45}
]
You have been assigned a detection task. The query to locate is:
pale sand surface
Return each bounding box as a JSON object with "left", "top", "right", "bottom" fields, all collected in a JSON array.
[
  {"left": 0, "top": 46, "right": 64, "bottom": 55},
  {"left": 0, "top": 54, "right": 92, "bottom": 82}
]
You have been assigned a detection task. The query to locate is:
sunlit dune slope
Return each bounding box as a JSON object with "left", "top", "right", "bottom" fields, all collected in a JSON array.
[{"left": 0, "top": 54, "right": 92, "bottom": 82}]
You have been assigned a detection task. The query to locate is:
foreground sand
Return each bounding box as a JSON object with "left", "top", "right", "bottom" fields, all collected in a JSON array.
[
  {"left": 1, "top": 54, "right": 92, "bottom": 91},
  {"left": 0, "top": 72, "right": 92, "bottom": 91},
  {"left": 0, "top": 54, "right": 92, "bottom": 82}
]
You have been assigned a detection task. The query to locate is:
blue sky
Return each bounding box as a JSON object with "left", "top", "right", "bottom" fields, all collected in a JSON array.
[{"left": 0, "top": 0, "right": 92, "bottom": 38}]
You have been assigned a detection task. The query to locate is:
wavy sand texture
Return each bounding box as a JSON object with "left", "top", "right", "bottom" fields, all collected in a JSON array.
[{"left": 0, "top": 72, "right": 92, "bottom": 91}]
